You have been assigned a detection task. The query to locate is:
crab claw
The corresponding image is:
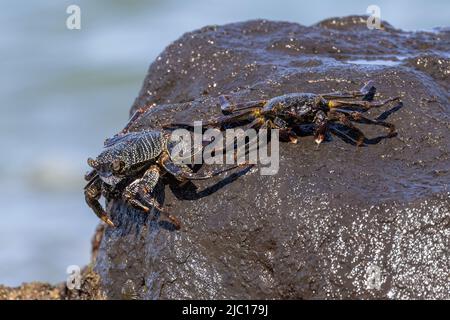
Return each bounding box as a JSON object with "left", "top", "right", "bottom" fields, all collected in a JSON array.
[
  {"left": 101, "top": 216, "right": 115, "bottom": 227},
  {"left": 85, "top": 177, "right": 115, "bottom": 228},
  {"left": 315, "top": 133, "right": 325, "bottom": 145},
  {"left": 279, "top": 130, "right": 298, "bottom": 144},
  {"left": 288, "top": 134, "right": 298, "bottom": 144}
]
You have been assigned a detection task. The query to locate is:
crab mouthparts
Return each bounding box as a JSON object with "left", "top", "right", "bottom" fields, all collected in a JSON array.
[{"left": 98, "top": 172, "right": 122, "bottom": 186}]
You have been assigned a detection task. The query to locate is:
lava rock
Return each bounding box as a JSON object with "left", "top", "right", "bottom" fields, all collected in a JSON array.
[{"left": 94, "top": 17, "right": 449, "bottom": 299}]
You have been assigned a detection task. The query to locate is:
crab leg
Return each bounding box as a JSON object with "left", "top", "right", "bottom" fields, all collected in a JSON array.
[
  {"left": 320, "top": 80, "right": 376, "bottom": 101},
  {"left": 122, "top": 165, "right": 160, "bottom": 212},
  {"left": 218, "top": 95, "right": 266, "bottom": 114},
  {"left": 84, "top": 176, "right": 115, "bottom": 227},
  {"left": 168, "top": 108, "right": 262, "bottom": 131},
  {"left": 328, "top": 111, "right": 367, "bottom": 146},
  {"left": 104, "top": 105, "right": 154, "bottom": 146},
  {"left": 159, "top": 151, "right": 252, "bottom": 181},
  {"left": 327, "top": 96, "right": 400, "bottom": 110},
  {"left": 313, "top": 110, "right": 328, "bottom": 145},
  {"left": 204, "top": 108, "right": 262, "bottom": 128},
  {"left": 121, "top": 107, "right": 147, "bottom": 133},
  {"left": 332, "top": 108, "right": 396, "bottom": 137},
  {"left": 122, "top": 165, "right": 181, "bottom": 229},
  {"left": 139, "top": 191, "right": 181, "bottom": 230},
  {"left": 328, "top": 126, "right": 364, "bottom": 146}
]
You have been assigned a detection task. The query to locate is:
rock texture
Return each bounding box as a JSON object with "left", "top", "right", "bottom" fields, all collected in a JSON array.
[
  {"left": 93, "top": 16, "right": 449, "bottom": 299},
  {"left": 0, "top": 268, "right": 104, "bottom": 300}
]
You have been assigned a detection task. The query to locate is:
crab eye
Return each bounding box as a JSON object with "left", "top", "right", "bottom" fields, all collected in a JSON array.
[
  {"left": 111, "top": 159, "right": 125, "bottom": 173},
  {"left": 87, "top": 158, "right": 98, "bottom": 169}
]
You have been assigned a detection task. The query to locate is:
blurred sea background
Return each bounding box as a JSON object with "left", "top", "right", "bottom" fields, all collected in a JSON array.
[{"left": 0, "top": 0, "right": 448, "bottom": 286}]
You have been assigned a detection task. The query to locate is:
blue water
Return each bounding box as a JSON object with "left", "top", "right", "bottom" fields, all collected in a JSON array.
[{"left": 0, "top": 0, "right": 448, "bottom": 286}]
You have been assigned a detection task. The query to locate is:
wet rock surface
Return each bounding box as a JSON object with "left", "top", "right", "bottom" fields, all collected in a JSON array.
[{"left": 94, "top": 17, "right": 449, "bottom": 299}]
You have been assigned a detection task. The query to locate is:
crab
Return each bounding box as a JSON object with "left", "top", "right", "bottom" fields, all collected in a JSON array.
[
  {"left": 199, "top": 81, "right": 401, "bottom": 146},
  {"left": 84, "top": 129, "right": 242, "bottom": 229}
]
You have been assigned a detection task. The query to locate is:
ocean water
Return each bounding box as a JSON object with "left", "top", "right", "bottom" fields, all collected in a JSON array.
[{"left": 0, "top": 0, "right": 448, "bottom": 286}]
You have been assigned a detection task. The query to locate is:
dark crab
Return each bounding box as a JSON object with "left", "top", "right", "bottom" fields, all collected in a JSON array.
[
  {"left": 201, "top": 81, "right": 401, "bottom": 146},
  {"left": 84, "top": 129, "right": 241, "bottom": 229}
]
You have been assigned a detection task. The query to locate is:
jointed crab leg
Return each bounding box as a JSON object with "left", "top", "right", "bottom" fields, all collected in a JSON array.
[
  {"left": 327, "top": 96, "right": 400, "bottom": 110},
  {"left": 332, "top": 108, "right": 396, "bottom": 136},
  {"left": 313, "top": 110, "right": 328, "bottom": 144},
  {"left": 104, "top": 103, "right": 161, "bottom": 146},
  {"left": 123, "top": 165, "right": 160, "bottom": 212},
  {"left": 160, "top": 152, "right": 250, "bottom": 181},
  {"left": 219, "top": 95, "right": 266, "bottom": 113},
  {"left": 327, "top": 111, "right": 367, "bottom": 146},
  {"left": 320, "top": 80, "right": 376, "bottom": 100},
  {"left": 122, "top": 165, "right": 181, "bottom": 229},
  {"left": 203, "top": 108, "right": 262, "bottom": 127},
  {"left": 139, "top": 191, "right": 181, "bottom": 229},
  {"left": 207, "top": 110, "right": 301, "bottom": 144},
  {"left": 120, "top": 153, "right": 252, "bottom": 229},
  {"left": 84, "top": 175, "right": 115, "bottom": 227},
  {"left": 328, "top": 126, "right": 364, "bottom": 146},
  {"left": 322, "top": 107, "right": 397, "bottom": 146}
]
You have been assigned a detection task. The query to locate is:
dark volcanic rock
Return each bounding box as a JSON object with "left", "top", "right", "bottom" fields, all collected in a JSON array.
[{"left": 94, "top": 17, "right": 449, "bottom": 299}]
